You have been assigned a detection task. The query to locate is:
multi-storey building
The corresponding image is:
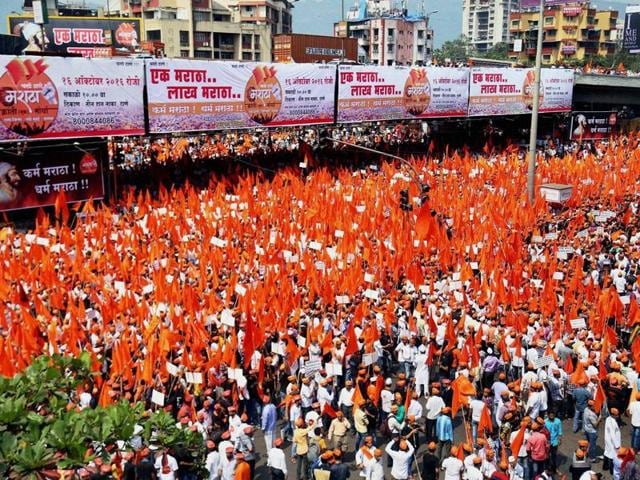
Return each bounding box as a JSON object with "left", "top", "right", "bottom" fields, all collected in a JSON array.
[
  {"left": 462, "top": 0, "right": 519, "bottom": 53},
  {"left": 508, "top": 2, "right": 618, "bottom": 65},
  {"left": 334, "top": 0, "right": 434, "bottom": 65},
  {"left": 110, "top": 0, "right": 294, "bottom": 60}
]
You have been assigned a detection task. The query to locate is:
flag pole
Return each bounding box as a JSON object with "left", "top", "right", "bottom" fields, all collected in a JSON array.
[{"left": 526, "top": 0, "right": 545, "bottom": 203}]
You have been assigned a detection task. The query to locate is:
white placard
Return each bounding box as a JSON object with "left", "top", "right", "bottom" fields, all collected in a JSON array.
[
  {"left": 326, "top": 362, "right": 343, "bottom": 376},
  {"left": 210, "top": 237, "right": 227, "bottom": 248},
  {"left": 336, "top": 295, "right": 350, "bottom": 305},
  {"left": 364, "top": 273, "right": 375, "bottom": 283},
  {"left": 364, "top": 289, "right": 379, "bottom": 300},
  {"left": 533, "top": 355, "right": 554, "bottom": 369},
  {"left": 221, "top": 308, "right": 235, "bottom": 327},
  {"left": 308, "top": 241, "right": 322, "bottom": 251},
  {"left": 544, "top": 232, "right": 558, "bottom": 240},
  {"left": 271, "top": 342, "right": 285, "bottom": 356},
  {"left": 234, "top": 284, "right": 247, "bottom": 297},
  {"left": 166, "top": 362, "right": 179, "bottom": 376},
  {"left": 304, "top": 359, "right": 323, "bottom": 376},
  {"left": 363, "top": 352, "right": 379, "bottom": 366},
  {"left": 335, "top": 229, "right": 344, "bottom": 238},
  {"left": 151, "top": 390, "right": 165, "bottom": 406},
  {"left": 552, "top": 272, "right": 564, "bottom": 281},
  {"left": 570, "top": 318, "right": 587, "bottom": 329}
]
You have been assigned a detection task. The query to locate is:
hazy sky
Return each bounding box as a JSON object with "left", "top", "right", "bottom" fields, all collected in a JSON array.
[{"left": 0, "top": 0, "right": 633, "bottom": 48}]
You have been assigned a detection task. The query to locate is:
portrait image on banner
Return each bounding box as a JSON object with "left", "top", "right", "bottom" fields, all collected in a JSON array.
[
  {"left": 337, "top": 65, "right": 469, "bottom": 123},
  {"left": 0, "top": 55, "right": 145, "bottom": 142},
  {"left": 468, "top": 67, "right": 573, "bottom": 117},
  {"left": 146, "top": 59, "right": 336, "bottom": 133},
  {"left": 623, "top": 6, "right": 640, "bottom": 53},
  {"left": 0, "top": 147, "right": 104, "bottom": 212}
]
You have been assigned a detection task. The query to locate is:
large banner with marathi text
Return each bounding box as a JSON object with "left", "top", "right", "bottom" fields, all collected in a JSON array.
[
  {"left": 0, "top": 147, "right": 104, "bottom": 212},
  {"left": 0, "top": 55, "right": 145, "bottom": 142},
  {"left": 337, "top": 65, "right": 469, "bottom": 123},
  {"left": 146, "top": 59, "right": 336, "bottom": 133},
  {"left": 468, "top": 67, "right": 574, "bottom": 117}
]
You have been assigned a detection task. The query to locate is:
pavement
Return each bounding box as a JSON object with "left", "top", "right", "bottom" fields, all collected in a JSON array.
[{"left": 249, "top": 400, "right": 637, "bottom": 480}]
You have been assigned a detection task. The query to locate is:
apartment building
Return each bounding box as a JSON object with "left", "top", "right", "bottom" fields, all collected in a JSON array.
[
  {"left": 111, "top": 0, "right": 294, "bottom": 60},
  {"left": 462, "top": 0, "right": 519, "bottom": 53},
  {"left": 334, "top": 0, "right": 434, "bottom": 65},
  {"left": 508, "top": 3, "right": 618, "bottom": 64}
]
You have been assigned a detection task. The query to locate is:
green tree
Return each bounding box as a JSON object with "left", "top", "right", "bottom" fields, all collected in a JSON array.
[
  {"left": 480, "top": 42, "right": 509, "bottom": 61},
  {"left": 433, "top": 35, "right": 474, "bottom": 63}
]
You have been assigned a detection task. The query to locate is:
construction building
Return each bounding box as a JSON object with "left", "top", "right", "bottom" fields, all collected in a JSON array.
[
  {"left": 462, "top": 0, "right": 519, "bottom": 53},
  {"left": 508, "top": 2, "right": 618, "bottom": 65},
  {"left": 334, "top": 0, "right": 434, "bottom": 66},
  {"left": 273, "top": 33, "right": 358, "bottom": 63},
  {"left": 107, "top": 0, "right": 294, "bottom": 60}
]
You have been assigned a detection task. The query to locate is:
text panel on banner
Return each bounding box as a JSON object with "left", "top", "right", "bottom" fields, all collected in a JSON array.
[
  {"left": 146, "top": 59, "right": 336, "bottom": 133},
  {"left": 337, "top": 65, "right": 469, "bottom": 123},
  {"left": 468, "top": 67, "right": 573, "bottom": 117},
  {"left": 0, "top": 56, "right": 145, "bottom": 142},
  {"left": 0, "top": 147, "right": 104, "bottom": 212}
]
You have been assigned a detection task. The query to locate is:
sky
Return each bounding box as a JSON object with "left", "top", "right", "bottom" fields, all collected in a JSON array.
[{"left": 0, "top": 0, "right": 634, "bottom": 48}]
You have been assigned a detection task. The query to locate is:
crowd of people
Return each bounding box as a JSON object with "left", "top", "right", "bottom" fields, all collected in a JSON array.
[{"left": 2, "top": 132, "right": 640, "bottom": 480}]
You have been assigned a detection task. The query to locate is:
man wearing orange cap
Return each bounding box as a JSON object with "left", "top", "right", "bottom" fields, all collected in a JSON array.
[
  {"left": 604, "top": 407, "right": 621, "bottom": 474},
  {"left": 572, "top": 379, "right": 592, "bottom": 434},
  {"left": 441, "top": 446, "right": 463, "bottom": 480},
  {"left": 385, "top": 437, "right": 415, "bottom": 480},
  {"left": 421, "top": 442, "right": 439, "bottom": 480},
  {"left": 526, "top": 422, "right": 549, "bottom": 478},
  {"left": 583, "top": 400, "right": 600, "bottom": 463},
  {"left": 262, "top": 395, "right": 278, "bottom": 451}
]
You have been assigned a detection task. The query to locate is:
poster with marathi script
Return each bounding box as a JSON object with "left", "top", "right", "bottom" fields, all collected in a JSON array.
[
  {"left": 0, "top": 146, "right": 104, "bottom": 212},
  {"left": 0, "top": 55, "right": 145, "bottom": 142},
  {"left": 467, "top": 67, "right": 573, "bottom": 117},
  {"left": 146, "top": 59, "right": 336, "bottom": 133},
  {"left": 337, "top": 65, "right": 469, "bottom": 123}
]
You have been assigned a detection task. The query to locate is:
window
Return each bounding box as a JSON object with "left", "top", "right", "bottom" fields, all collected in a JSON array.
[
  {"left": 147, "top": 29, "right": 161, "bottom": 41},
  {"left": 417, "top": 45, "right": 423, "bottom": 53},
  {"left": 544, "top": 16, "right": 554, "bottom": 25},
  {"left": 417, "top": 30, "right": 424, "bottom": 39},
  {"left": 195, "top": 50, "right": 212, "bottom": 58},
  {"left": 193, "top": 10, "right": 210, "bottom": 21},
  {"left": 387, "top": 44, "right": 394, "bottom": 53},
  {"left": 254, "top": 52, "right": 260, "bottom": 61},
  {"left": 194, "top": 31, "right": 210, "bottom": 43},
  {"left": 254, "top": 36, "right": 261, "bottom": 49},
  {"left": 242, "top": 34, "right": 252, "bottom": 49},
  {"left": 543, "top": 54, "right": 551, "bottom": 62},
  {"left": 180, "top": 50, "right": 189, "bottom": 57},
  {"left": 387, "top": 28, "right": 394, "bottom": 37},
  {"left": 387, "top": 59, "right": 394, "bottom": 65},
  {"left": 242, "top": 52, "right": 252, "bottom": 60},
  {"left": 179, "top": 30, "right": 189, "bottom": 46},
  {"left": 372, "top": 44, "right": 378, "bottom": 53}
]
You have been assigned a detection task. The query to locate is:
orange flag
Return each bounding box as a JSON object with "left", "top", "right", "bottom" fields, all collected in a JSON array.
[
  {"left": 570, "top": 361, "right": 588, "bottom": 386},
  {"left": 478, "top": 404, "right": 494, "bottom": 436},
  {"left": 593, "top": 381, "right": 606, "bottom": 413},
  {"left": 509, "top": 423, "right": 527, "bottom": 457},
  {"left": 344, "top": 320, "right": 359, "bottom": 357},
  {"left": 451, "top": 374, "right": 476, "bottom": 417}
]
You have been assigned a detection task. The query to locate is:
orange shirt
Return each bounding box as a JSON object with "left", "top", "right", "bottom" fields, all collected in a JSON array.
[{"left": 235, "top": 460, "right": 251, "bottom": 480}]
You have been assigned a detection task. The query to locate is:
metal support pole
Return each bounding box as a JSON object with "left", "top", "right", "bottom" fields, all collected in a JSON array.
[{"left": 526, "top": 0, "right": 544, "bottom": 203}]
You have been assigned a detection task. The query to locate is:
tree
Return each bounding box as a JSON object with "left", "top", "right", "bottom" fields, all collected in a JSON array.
[
  {"left": 433, "top": 35, "right": 474, "bottom": 63},
  {"left": 480, "top": 42, "right": 509, "bottom": 61}
]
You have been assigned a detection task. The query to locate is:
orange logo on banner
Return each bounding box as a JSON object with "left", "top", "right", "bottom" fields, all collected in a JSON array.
[
  {"left": 79, "top": 152, "right": 98, "bottom": 174},
  {"left": 115, "top": 23, "right": 138, "bottom": 47},
  {"left": 0, "top": 58, "right": 58, "bottom": 137},
  {"left": 403, "top": 68, "right": 431, "bottom": 116},
  {"left": 244, "top": 65, "right": 282, "bottom": 125},
  {"left": 522, "top": 70, "right": 543, "bottom": 111}
]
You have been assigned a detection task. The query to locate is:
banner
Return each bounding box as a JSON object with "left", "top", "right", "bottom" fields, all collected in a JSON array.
[
  {"left": 0, "top": 147, "right": 104, "bottom": 212},
  {"left": 570, "top": 111, "right": 618, "bottom": 141},
  {"left": 146, "top": 59, "right": 336, "bottom": 133},
  {"left": 8, "top": 16, "right": 142, "bottom": 57},
  {"left": 337, "top": 65, "right": 469, "bottom": 123},
  {"left": 468, "top": 68, "right": 573, "bottom": 117},
  {"left": 623, "top": 7, "right": 640, "bottom": 54},
  {"left": 0, "top": 56, "right": 145, "bottom": 142},
  {"left": 520, "top": 0, "right": 574, "bottom": 7}
]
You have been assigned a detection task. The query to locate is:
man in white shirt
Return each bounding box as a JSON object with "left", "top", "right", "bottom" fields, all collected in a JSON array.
[
  {"left": 441, "top": 446, "right": 464, "bottom": 480},
  {"left": 355, "top": 435, "right": 377, "bottom": 478},
  {"left": 155, "top": 450, "right": 179, "bottom": 480},
  {"left": 300, "top": 377, "right": 315, "bottom": 414},
  {"left": 395, "top": 337, "right": 414, "bottom": 377},
  {"left": 317, "top": 378, "right": 334, "bottom": 411},
  {"left": 469, "top": 394, "right": 485, "bottom": 443},
  {"left": 368, "top": 449, "right": 385, "bottom": 480},
  {"left": 464, "top": 456, "right": 483, "bottom": 480},
  {"left": 205, "top": 441, "right": 221, "bottom": 480},
  {"left": 414, "top": 344, "right": 430, "bottom": 397},
  {"left": 385, "top": 438, "right": 415, "bottom": 480},
  {"left": 628, "top": 392, "right": 640, "bottom": 450},
  {"left": 604, "top": 408, "right": 621, "bottom": 473},
  {"left": 425, "top": 387, "right": 445, "bottom": 440},
  {"left": 267, "top": 438, "right": 287, "bottom": 480},
  {"left": 381, "top": 380, "right": 395, "bottom": 416},
  {"left": 407, "top": 391, "right": 424, "bottom": 420}
]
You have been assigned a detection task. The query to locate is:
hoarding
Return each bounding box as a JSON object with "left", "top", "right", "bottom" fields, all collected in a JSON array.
[
  {"left": 519, "top": 0, "right": 574, "bottom": 8},
  {"left": 623, "top": 6, "right": 640, "bottom": 54},
  {"left": 146, "top": 59, "right": 336, "bottom": 133},
  {"left": 0, "top": 56, "right": 145, "bottom": 142},
  {"left": 570, "top": 111, "right": 617, "bottom": 141},
  {"left": 0, "top": 147, "right": 104, "bottom": 212},
  {"left": 468, "top": 67, "right": 573, "bottom": 117},
  {"left": 337, "top": 65, "right": 469, "bottom": 123},
  {"left": 8, "top": 16, "right": 141, "bottom": 57}
]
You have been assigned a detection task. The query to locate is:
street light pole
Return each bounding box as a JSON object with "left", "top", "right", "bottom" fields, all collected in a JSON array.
[{"left": 526, "top": 0, "right": 544, "bottom": 203}]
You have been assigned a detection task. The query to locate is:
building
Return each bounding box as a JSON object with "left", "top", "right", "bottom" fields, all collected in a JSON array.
[
  {"left": 462, "top": 0, "right": 519, "bottom": 53},
  {"left": 508, "top": 3, "right": 618, "bottom": 65},
  {"left": 333, "top": 0, "right": 434, "bottom": 66},
  {"left": 273, "top": 34, "right": 358, "bottom": 63},
  {"left": 109, "top": 0, "right": 294, "bottom": 60}
]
